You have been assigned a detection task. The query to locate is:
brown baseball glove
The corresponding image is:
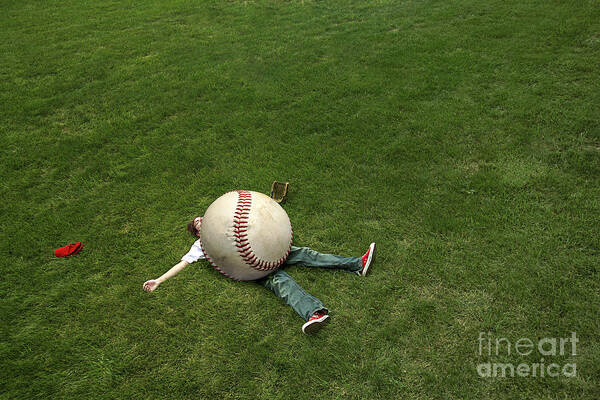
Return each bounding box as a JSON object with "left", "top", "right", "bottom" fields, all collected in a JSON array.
[{"left": 270, "top": 181, "right": 290, "bottom": 203}]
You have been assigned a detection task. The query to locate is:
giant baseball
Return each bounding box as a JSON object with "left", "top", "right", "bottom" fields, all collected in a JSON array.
[{"left": 200, "top": 190, "right": 293, "bottom": 280}]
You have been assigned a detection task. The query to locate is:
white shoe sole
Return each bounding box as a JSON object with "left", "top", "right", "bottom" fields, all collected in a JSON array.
[
  {"left": 302, "top": 314, "right": 330, "bottom": 334},
  {"left": 361, "top": 242, "right": 376, "bottom": 276}
]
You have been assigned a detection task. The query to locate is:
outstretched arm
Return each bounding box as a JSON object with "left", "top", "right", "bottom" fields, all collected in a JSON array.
[{"left": 143, "top": 260, "right": 190, "bottom": 292}]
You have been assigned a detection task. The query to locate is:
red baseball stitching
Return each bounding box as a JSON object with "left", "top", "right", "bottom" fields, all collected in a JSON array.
[{"left": 234, "top": 190, "right": 291, "bottom": 272}]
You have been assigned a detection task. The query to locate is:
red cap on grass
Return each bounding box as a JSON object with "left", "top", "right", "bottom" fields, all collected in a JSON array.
[{"left": 54, "top": 242, "right": 83, "bottom": 257}]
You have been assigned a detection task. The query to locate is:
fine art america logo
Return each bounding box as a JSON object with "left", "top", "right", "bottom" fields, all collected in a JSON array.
[{"left": 477, "top": 332, "right": 578, "bottom": 378}]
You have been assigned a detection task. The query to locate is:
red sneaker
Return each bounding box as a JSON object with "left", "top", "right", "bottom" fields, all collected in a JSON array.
[
  {"left": 302, "top": 312, "right": 330, "bottom": 334},
  {"left": 358, "top": 242, "right": 376, "bottom": 276}
]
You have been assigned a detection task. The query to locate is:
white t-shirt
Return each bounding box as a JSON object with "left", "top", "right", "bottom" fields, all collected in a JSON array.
[{"left": 181, "top": 239, "right": 206, "bottom": 263}]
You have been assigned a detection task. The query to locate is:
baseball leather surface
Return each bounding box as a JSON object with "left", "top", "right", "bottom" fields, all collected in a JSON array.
[{"left": 200, "top": 190, "right": 293, "bottom": 280}]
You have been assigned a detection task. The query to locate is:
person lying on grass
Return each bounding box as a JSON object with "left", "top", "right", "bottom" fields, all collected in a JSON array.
[{"left": 143, "top": 217, "right": 376, "bottom": 334}]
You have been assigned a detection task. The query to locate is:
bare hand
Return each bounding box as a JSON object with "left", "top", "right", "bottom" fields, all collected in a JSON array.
[{"left": 143, "top": 280, "right": 160, "bottom": 292}]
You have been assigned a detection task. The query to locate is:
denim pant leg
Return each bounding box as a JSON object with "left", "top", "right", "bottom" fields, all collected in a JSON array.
[
  {"left": 284, "top": 246, "right": 362, "bottom": 273},
  {"left": 257, "top": 269, "right": 327, "bottom": 321}
]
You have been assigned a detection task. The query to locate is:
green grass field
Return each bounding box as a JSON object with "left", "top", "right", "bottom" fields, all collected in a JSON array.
[{"left": 1, "top": 0, "right": 599, "bottom": 398}]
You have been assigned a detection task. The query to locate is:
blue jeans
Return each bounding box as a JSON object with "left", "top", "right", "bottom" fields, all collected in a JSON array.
[{"left": 256, "top": 246, "right": 362, "bottom": 321}]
